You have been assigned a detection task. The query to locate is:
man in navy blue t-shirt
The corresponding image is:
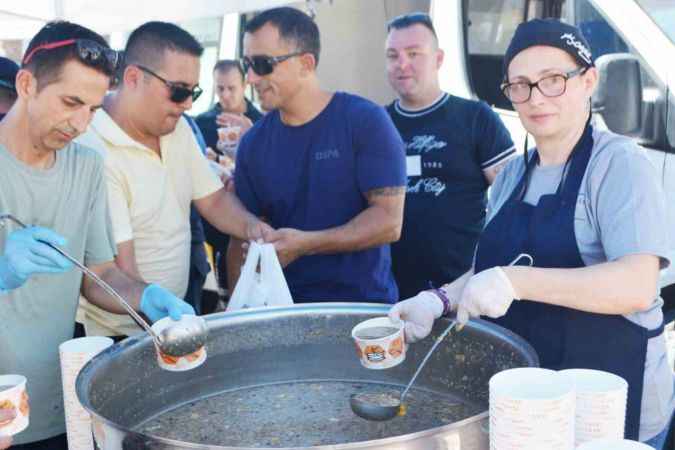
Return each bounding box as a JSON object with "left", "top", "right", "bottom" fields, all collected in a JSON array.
[
  {"left": 228, "top": 7, "right": 406, "bottom": 303},
  {"left": 385, "top": 14, "right": 515, "bottom": 299}
]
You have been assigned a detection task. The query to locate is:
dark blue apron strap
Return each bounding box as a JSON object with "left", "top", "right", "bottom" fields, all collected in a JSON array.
[{"left": 647, "top": 322, "right": 665, "bottom": 339}]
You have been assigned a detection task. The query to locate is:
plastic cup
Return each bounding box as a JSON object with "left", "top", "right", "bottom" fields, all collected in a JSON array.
[
  {"left": 0, "top": 375, "right": 28, "bottom": 437},
  {"left": 151, "top": 317, "right": 207, "bottom": 372},
  {"left": 217, "top": 125, "right": 241, "bottom": 158},
  {"left": 351, "top": 317, "right": 406, "bottom": 369},
  {"left": 559, "top": 369, "right": 628, "bottom": 445},
  {"left": 576, "top": 438, "right": 653, "bottom": 449}
]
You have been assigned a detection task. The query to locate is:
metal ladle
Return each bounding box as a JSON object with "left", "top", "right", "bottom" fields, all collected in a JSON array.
[
  {"left": 351, "top": 253, "right": 534, "bottom": 421},
  {"left": 350, "top": 320, "right": 460, "bottom": 421},
  {"left": 0, "top": 213, "right": 207, "bottom": 357}
]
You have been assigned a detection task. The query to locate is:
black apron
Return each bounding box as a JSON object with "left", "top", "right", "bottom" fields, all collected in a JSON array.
[{"left": 474, "top": 125, "right": 662, "bottom": 440}]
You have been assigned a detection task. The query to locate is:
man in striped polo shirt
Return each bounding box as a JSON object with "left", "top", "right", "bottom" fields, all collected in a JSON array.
[{"left": 385, "top": 13, "right": 516, "bottom": 299}]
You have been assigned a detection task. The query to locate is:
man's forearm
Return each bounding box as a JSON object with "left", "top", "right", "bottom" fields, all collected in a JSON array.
[
  {"left": 303, "top": 204, "right": 402, "bottom": 255},
  {"left": 81, "top": 264, "right": 146, "bottom": 314},
  {"left": 197, "top": 189, "right": 255, "bottom": 240}
]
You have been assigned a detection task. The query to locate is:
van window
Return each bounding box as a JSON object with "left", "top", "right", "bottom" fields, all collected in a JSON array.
[
  {"left": 466, "top": 0, "right": 527, "bottom": 111},
  {"left": 465, "top": 0, "right": 562, "bottom": 110},
  {"left": 574, "top": 0, "right": 671, "bottom": 150}
]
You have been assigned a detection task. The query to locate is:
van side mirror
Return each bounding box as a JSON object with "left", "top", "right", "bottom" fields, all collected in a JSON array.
[{"left": 592, "top": 53, "right": 642, "bottom": 136}]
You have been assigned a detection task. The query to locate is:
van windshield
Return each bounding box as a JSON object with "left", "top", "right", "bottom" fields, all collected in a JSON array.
[{"left": 637, "top": 0, "right": 675, "bottom": 44}]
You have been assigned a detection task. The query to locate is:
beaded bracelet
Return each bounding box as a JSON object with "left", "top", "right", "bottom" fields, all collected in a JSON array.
[{"left": 428, "top": 287, "right": 452, "bottom": 317}]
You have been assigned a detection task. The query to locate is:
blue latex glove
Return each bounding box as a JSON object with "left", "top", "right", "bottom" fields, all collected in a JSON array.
[
  {"left": 0, "top": 226, "right": 73, "bottom": 291},
  {"left": 140, "top": 284, "right": 196, "bottom": 322}
]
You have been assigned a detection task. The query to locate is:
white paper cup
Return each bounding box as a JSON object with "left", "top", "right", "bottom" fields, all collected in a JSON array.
[
  {"left": 60, "top": 336, "right": 114, "bottom": 450},
  {"left": 559, "top": 369, "right": 628, "bottom": 445},
  {"left": 576, "top": 438, "right": 653, "bottom": 449},
  {"left": 351, "top": 317, "right": 406, "bottom": 369},
  {"left": 489, "top": 368, "right": 575, "bottom": 450},
  {"left": 0, "top": 375, "right": 28, "bottom": 437},
  {"left": 151, "top": 317, "right": 207, "bottom": 372}
]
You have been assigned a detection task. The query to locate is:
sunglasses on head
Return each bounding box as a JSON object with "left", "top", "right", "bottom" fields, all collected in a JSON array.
[
  {"left": 135, "top": 65, "right": 203, "bottom": 103},
  {"left": 23, "top": 39, "right": 120, "bottom": 75},
  {"left": 241, "top": 51, "right": 305, "bottom": 76}
]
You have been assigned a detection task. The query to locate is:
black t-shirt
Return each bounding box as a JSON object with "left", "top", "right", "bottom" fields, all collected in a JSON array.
[{"left": 386, "top": 93, "right": 515, "bottom": 298}]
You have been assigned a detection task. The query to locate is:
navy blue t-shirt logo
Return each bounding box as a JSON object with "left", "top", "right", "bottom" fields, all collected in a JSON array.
[{"left": 315, "top": 149, "right": 340, "bottom": 160}]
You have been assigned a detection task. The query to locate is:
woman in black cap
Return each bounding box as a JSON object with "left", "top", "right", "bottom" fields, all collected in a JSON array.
[{"left": 390, "top": 18, "right": 673, "bottom": 447}]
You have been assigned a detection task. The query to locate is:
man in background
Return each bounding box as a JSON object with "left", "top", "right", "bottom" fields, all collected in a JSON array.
[
  {"left": 195, "top": 59, "right": 262, "bottom": 151},
  {"left": 385, "top": 13, "right": 515, "bottom": 299}
]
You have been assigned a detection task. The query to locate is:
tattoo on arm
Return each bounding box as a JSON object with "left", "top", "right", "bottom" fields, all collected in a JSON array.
[{"left": 365, "top": 186, "right": 406, "bottom": 200}]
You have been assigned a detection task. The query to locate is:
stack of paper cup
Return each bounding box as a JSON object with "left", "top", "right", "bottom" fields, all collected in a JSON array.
[
  {"left": 59, "top": 337, "right": 113, "bottom": 450},
  {"left": 576, "top": 438, "right": 653, "bottom": 449},
  {"left": 559, "top": 369, "right": 628, "bottom": 446},
  {"left": 490, "top": 367, "right": 576, "bottom": 450}
]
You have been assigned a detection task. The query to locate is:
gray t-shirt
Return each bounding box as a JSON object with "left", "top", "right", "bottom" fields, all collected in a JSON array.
[
  {"left": 488, "top": 128, "right": 673, "bottom": 441},
  {"left": 0, "top": 142, "right": 116, "bottom": 444}
]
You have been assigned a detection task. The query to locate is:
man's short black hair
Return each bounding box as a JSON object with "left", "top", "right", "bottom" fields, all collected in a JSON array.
[
  {"left": 124, "top": 21, "right": 204, "bottom": 70},
  {"left": 213, "top": 59, "right": 245, "bottom": 82},
  {"left": 245, "top": 7, "right": 321, "bottom": 67},
  {"left": 387, "top": 12, "right": 438, "bottom": 41},
  {"left": 22, "top": 21, "right": 111, "bottom": 90}
]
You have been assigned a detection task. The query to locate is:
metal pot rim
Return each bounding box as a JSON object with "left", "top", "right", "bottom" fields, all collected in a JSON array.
[{"left": 76, "top": 302, "right": 538, "bottom": 449}]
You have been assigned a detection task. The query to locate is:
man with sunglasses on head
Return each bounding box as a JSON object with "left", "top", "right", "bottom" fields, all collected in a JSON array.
[
  {"left": 0, "top": 21, "right": 197, "bottom": 450},
  {"left": 228, "top": 7, "right": 406, "bottom": 305},
  {"left": 77, "top": 22, "right": 271, "bottom": 339},
  {"left": 384, "top": 13, "right": 515, "bottom": 301},
  {"left": 0, "top": 57, "right": 19, "bottom": 120}
]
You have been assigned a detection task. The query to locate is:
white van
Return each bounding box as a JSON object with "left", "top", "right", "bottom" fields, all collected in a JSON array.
[{"left": 431, "top": 0, "right": 675, "bottom": 316}]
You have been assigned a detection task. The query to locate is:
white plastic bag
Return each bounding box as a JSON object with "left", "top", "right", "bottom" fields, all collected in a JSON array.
[{"left": 226, "top": 241, "right": 294, "bottom": 311}]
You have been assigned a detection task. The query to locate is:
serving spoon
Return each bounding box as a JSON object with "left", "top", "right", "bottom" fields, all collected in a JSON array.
[
  {"left": 350, "top": 320, "right": 459, "bottom": 421},
  {"left": 0, "top": 213, "right": 207, "bottom": 357},
  {"left": 351, "top": 253, "right": 534, "bottom": 421}
]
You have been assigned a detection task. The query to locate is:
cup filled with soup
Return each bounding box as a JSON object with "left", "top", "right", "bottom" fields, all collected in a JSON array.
[{"left": 351, "top": 317, "right": 406, "bottom": 369}]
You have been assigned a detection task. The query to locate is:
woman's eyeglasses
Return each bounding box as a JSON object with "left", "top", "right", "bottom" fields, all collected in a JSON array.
[
  {"left": 241, "top": 52, "right": 305, "bottom": 76},
  {"left": 135, "top": 65, "right": 203, "bottom": 103},
  {"left": 501, "top": 67, "right": 588, "bottom": 104},
  {"left": 23, "top": 39, "right": 120, "bottom": 75}
]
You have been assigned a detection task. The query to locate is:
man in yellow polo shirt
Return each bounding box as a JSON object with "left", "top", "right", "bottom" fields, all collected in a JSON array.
[{"left": 78, "top": 21, "right": 270, "bottom": 337}]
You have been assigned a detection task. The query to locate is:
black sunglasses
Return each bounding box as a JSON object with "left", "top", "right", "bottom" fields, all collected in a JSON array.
[
  {"left": 387, "top": 12, "right": 437, "bottom": 36},
  {"left": 241, "top": 51, "right": 305, "bottom": 76},
  {"left": 23, "top": 39, "right": 120, "bottom": 75},
  {"left": 135, "top": 65, "right": 203, "bottom": 103}
]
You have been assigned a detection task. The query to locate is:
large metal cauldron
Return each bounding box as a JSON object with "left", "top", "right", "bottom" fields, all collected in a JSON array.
[{"left": 77, "top": 303, "right": 538, "bottom": 450}]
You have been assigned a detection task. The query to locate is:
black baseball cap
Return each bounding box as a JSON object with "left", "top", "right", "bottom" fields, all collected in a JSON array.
[
  {"left": 504, "top": 18, "right": 594, "bottom": 77},
  {"left": 0, "top": 57, "right": 19, "bottom": 93}
]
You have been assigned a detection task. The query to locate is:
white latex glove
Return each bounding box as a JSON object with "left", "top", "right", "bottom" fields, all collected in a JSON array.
[
  {"left": 456, "top": 267, "right": 518, "bottom": 325},
  {"left": 388, "top": 291, "right": 444, "bottom": 343}
]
